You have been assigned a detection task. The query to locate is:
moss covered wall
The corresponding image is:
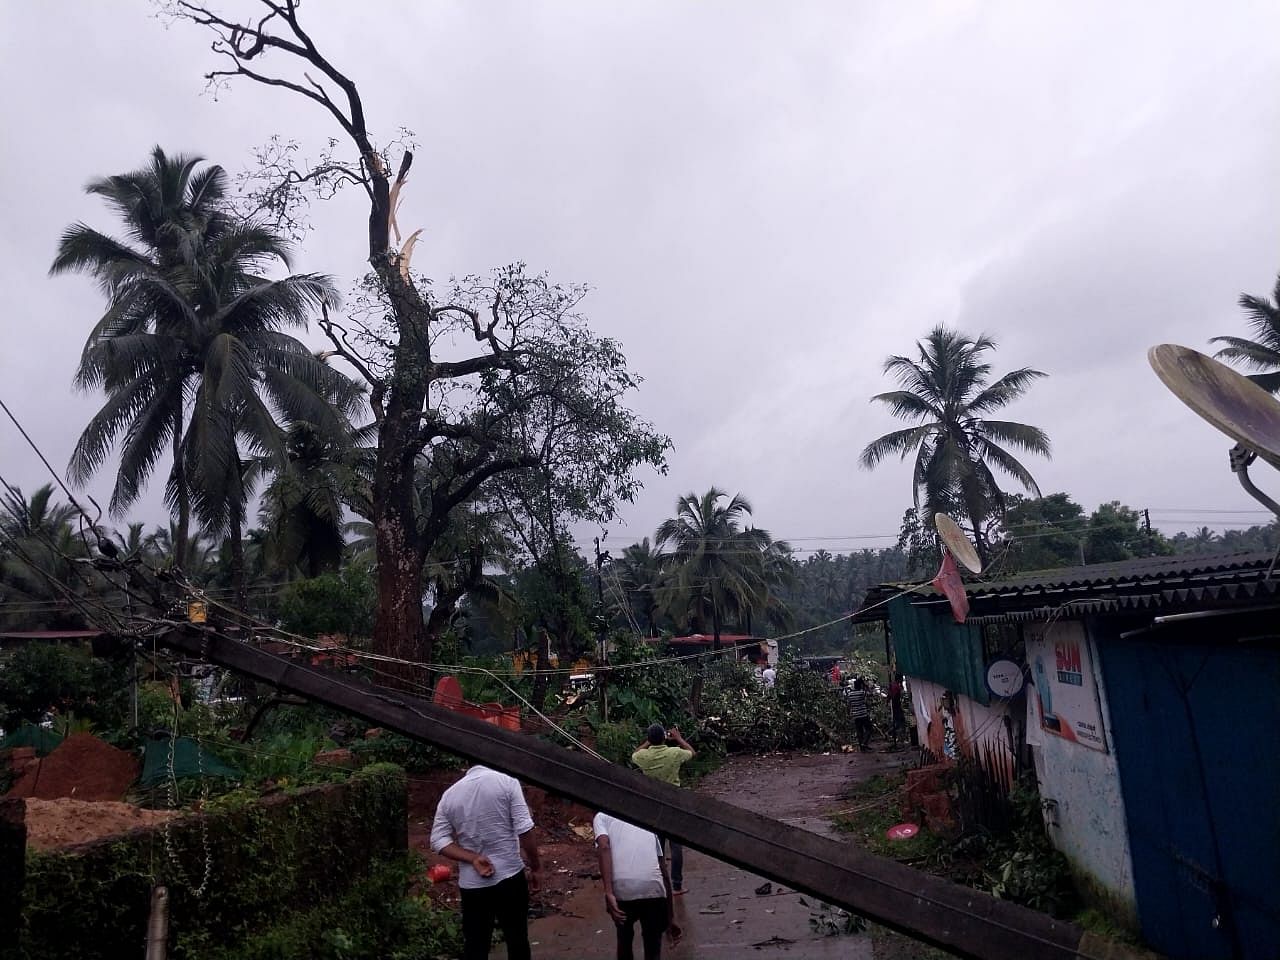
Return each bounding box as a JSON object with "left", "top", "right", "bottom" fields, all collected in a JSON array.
[{"left": 18, "top": 764, "right": 407, "bottom": 960}]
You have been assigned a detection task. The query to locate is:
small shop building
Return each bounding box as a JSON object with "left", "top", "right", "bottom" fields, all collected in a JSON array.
[{"left": 856, "top": 551, "right": 1280, "bottom": 960}]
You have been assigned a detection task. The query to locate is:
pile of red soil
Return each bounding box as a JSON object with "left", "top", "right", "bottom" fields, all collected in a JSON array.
[
  {"left": 6, "top": 733, "right": 140, "bottom": 801},
  {"left": 23, "top": 798, "right": 178, "bottom": 851}
]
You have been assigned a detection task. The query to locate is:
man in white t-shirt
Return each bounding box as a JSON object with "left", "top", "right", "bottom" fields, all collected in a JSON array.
[
  {"left": 593, "top": 812, "right": 681, "bottom": 960},
  {"left": 761, "top": 665, "right": 777, "bottom": 689},
  {"left": 431, "top": 766, "right": 541, "bottom": 960}
]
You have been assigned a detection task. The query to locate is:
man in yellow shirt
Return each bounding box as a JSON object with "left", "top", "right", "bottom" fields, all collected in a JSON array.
[{"left": 631, "top": 723, "right": 695, "bottom": 894}]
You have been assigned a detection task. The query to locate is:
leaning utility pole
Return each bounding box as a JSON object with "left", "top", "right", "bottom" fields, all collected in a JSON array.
[{"left": 152, "top": 624, "right": 1104, "bottom": 960}]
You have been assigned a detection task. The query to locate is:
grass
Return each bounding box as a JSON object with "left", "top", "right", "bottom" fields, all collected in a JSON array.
[{"left": 832, "top": 772, "right": 944, "bottom": 863}]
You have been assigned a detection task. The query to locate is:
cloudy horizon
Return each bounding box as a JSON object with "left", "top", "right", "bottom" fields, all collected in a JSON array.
[{"left": 3, "top": 0, "right": 1280, "bottom": 559}]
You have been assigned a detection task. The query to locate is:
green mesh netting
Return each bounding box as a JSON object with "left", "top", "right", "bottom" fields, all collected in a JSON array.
[
  {"left": 0, "top": 724, "right": 64, "bottom": 756},
  {"left": 140, "top": 736, "right": 241, "bottom": 786}
]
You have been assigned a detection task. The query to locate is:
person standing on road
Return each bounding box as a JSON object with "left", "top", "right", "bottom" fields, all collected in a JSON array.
[
  {"left": 888, "top": 672, "right": 906, "bottom": 746},
  {"left": 431, "top": 765, "right": 542, "bottom": 960},
  {"left": 594, "top": 811, "right": 683, "bottom": 959},
  {"left": 846, "top": 677, "right": 873, "bottom": 751},
  {"left": 761, "top": 663, "right": 777, "bottom": 690},
  {"left": 632, "top": 722, "right": 694, "bottom": 895}
]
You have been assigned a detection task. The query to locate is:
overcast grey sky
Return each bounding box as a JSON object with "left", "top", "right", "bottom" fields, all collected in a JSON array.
[{"left": 3, "top": 0, "right": 1280, "bottom": 556}]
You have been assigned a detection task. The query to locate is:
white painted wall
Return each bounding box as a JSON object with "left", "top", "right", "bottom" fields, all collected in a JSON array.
[
  {"left": 907, "top": 676, "right": 1015, "bottom": 766},
  {"left": 1026, "top": 621, "right": 1137, "bottom": 919}
]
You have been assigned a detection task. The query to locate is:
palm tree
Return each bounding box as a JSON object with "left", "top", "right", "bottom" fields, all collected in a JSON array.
[
  {"left": 51, "top": 147, "right": 228, "bottom": 562},
  {"left": 178, "top": 220, "right": 358, "bottom": 604},
  {"left": 257, "top": 422, "right": 367, "bottom": 578},
  {"left": 53, "top": 148, "right": 360, "bottom": 604},
  {"left": 0, "top": 484, "right": 98, "bottom": 629},
  {"left": 148, "top": 522, "right": 216, "bottom": 577},
  {"left": 1211, "top": 272, "right": 1280, "bottom": 391},
  {"left": 614, "top": 537, "right": 666, "bottom": 635},
  {"left": 859, "top": 326, "right": 1050, "bottom": 558},
  {"left": 655, "top": 488, "right": 778, "bottom": 649}
]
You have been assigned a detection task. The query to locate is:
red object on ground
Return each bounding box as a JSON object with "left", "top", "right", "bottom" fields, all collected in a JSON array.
[
  {"left": 6, "top": 733, "right": 139, "bottom": 801},
  {"left": 886, "top": 823, "right": 919, "bottom": 841},
  {"left": 432, "top": 676, "right": 521, "bottom": 731},
  {"left": 428, "top": 863, "right": 453, "bottom": 884},
  {"left": 931, "top": 549, "right": 970, "bottom": 623}
]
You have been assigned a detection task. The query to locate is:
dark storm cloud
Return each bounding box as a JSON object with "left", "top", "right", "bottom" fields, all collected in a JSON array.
[{"left": 3, "top": 0, "right": 1279, "bottom": 554}]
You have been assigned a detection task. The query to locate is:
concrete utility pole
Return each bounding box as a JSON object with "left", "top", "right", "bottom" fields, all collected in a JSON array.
[
  {"left": 594, "top": 535, "right": 610, "bottom": 723},
  {"left": 144, "top": 885, "right": 169, "bottom": 960},
  {"left": 153, "top": 625, "right": 1105, "bottom": 960}
]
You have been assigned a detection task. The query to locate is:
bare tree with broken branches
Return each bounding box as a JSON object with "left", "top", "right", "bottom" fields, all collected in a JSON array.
[{"left": 165, "top": 0, "right": 668, "bottom": 675}]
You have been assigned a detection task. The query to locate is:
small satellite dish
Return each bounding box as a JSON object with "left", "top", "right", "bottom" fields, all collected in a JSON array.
[
  {"left": 934, "top": 512, "right": 983, "bottom": 574},
  {"left": 1148, "top": 344, "right": 1280, "bottom": 469}
]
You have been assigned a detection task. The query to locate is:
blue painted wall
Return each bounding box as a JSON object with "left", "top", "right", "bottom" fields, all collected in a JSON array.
[{"left": 1098, "top": 630, "right": 1280, "bottom": 959}]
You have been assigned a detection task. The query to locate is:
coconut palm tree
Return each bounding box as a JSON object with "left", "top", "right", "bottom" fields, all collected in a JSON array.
[
  {"left": 1211, "top": 272, "right": 1280, "bottom": 392},
  {"left": 256, "top": 422, "right": 369, "bottom": 578},
  {"left": 148, "top": 522, "right": 216, "bottom": 577},
  {"left": 614, "top": 537, "right": 666, "bottom": 635},
  {"left": 176, "top": 220, "right": 359, "bottom": 603},
  {"left": 859, "top": 326, "right": 1050, "bottom": 559},
  {"left": 655, "top": 488, "right": 784, "bottom": 649},
  {"left": 53, "top": 148, "right": 360, "bottom": 604},
  {"left": 51, "top": 147, "right": 228, "bottom": 562},
  {"left": 0, "top": 485, "right": 98, "bottom": 629}
]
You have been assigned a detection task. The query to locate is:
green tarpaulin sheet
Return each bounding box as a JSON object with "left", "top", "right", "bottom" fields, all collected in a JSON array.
[
  {"left": 141, "top": 736, "right": 241, "bottom": 785},
  {"left": 0, "top": 724, "right": 64, "bottom": 756}
]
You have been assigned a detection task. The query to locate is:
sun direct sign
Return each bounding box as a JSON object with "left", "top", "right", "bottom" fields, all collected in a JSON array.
[{"left": 1026, "top": 621, "right": 1107, "bottom": 753}]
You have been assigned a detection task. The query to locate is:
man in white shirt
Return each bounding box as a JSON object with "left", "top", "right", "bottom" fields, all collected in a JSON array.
[
  {"left": 431, "top": 766, "right": 541, "bottom": 960},
  {"left": 593, "top": 811, "right": 681, "bottom": 960},
  {"left": 761, "top": 664, "right": 777, "bottom": 689}
]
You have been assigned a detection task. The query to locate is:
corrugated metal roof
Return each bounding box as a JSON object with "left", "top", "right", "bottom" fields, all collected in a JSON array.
[
  {"left": 965, "top": 551, "right": 1275, "bottom": 597},
  {"left": 857, "top": 551, "right": 1280, "bottom": 621}
]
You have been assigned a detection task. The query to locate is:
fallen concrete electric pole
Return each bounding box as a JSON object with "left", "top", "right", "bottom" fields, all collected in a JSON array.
[{"left": 156, "top": 626, "right": 1117, "bottom": 960}]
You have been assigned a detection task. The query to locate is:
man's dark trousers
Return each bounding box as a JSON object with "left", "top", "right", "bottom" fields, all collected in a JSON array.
[{"left": 459, "top": 871, "right": 530, "bottom": 960}]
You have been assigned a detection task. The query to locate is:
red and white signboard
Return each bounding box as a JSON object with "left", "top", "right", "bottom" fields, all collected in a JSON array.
[{"left": 1025, "top": 621, "right": 1108, "bottom": 753}]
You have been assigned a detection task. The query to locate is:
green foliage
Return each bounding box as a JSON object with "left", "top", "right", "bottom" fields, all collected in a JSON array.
[
  {"left": 20, "top": 766, "right": 409, "bottom": 960},
  {"left": 589, "top": 718, "right": 644, "bottom": 765},
  {"left": 980, "top": 781, "right": 1077, "bottom": 915},
  {"left": 0, "top": 643, "right": 129, "bottom": 732},
  {"left": 277, "top": 563, "right": 377, "bottom": 638},
  {"left": 1169, "top": 521, "right": 1280, "bottom": 556},
  {"left": 655, "top": 487, "right": 794, "bottom": 639},
  {"left": 860, "top": 325, "right": 1050, "bottom": 556},
  {"left": 579, "top": 650, "right": 865, "bottom": 758},
  {"left": 1083, "top": 501, "right": 1171, "bottom": 565},
  {"left": 835, "top": 770, "right": 1078, "bottom": 919},
  {"left": 1210, "top": 269, "right": 1280, "bottom": 393},
  {"left": 199, "top": 854, "right": 462, "bottom": 960},
  {"left": 993, "top": 493, "right": 1174, "bottom": 575},
  {"left": 349, "top": 731, "right": 465, "bottom": 774}
]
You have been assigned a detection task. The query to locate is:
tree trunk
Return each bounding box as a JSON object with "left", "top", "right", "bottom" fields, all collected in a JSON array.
[
  {"left": 372, "top": 509, "right": 428, "bottom": 689},
  {"left": 172, "top": 407, "right": 189, "bottom": 567},
  {"left": 711, "top": 597, "right": 723, "bottom": 651},
  {"left": 228, "top": 500, "right": 246, "bottom": 619},
  {"left": 531, "top": 627, "right": 552, "bottom": 712},
  {"left": 368, "top": 273, "right": 433, "bottom": 682}
]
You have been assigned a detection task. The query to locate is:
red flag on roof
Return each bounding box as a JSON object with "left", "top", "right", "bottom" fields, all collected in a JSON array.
[{"left": 932, "top": 549, "right": 969, "bottom": 623}]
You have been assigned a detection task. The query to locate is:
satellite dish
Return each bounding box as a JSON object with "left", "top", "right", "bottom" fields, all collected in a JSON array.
[
  {"left": 934, "top": 512, "right": 983, "bottom": 574},
  {"left": 1148, "top": 344, "right": 1280, "bottom": 469}
]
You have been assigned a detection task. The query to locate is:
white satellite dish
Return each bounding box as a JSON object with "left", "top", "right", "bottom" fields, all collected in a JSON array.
[
  {"left": 934, "top": 512, "right": 983, "bottom": 574},
  {"left": 1149, "top": 343, "right": 1280, "bottom": 524},
  {"left": 1148, "top": 344, "right": 1280, "bottom": 469}
]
